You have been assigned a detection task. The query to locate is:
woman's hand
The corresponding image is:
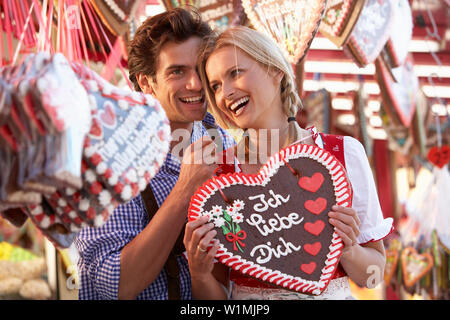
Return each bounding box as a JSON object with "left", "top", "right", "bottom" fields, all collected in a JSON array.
[
  {"left": 184, "top": 215, "right": 221, "bottom": 279},
  {"left": 328, "top": 205, "right": 361, "bottom": 255}
]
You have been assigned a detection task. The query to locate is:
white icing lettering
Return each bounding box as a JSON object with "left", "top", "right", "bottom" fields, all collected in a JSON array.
[
  {"left": 246, "top": 212, "right": 303, "bottom": 237},
  {"left": 250, "top": 237, "right": 302, "bottom": 264},
  {"left": 248, "top": 190, "right": 290, "bottom": 213}
]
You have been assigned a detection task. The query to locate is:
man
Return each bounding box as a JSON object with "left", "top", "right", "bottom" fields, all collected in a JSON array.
[{"left": 75, "top": 8, "right": 235, "bottom": 300}]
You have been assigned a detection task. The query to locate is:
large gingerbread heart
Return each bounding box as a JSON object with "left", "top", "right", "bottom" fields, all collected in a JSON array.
[
  {"left": 242, "top": 0, "right": 327, "bottom": 64},
  {"left": 188, "top": 144, "right": 352, "bottom": 295}
]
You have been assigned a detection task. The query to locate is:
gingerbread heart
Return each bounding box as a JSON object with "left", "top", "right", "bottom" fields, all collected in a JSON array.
[
  {"left": 384, "top": 249, "right": 399, "bottom": 286},
  {"left": 427, "top": 145, "right": 450, "bottom": 169},
  {"left": 71, "top": 62, "right": 171, "bottom": 203},
  {"left": 401, "top": 247, "right": 434, "bottom": 288},
  {"left": 318, "top": 0, "right": 365, "bottom": 47},
  {"left": 242, "top": 0, "right": 327, "bottom": 63},
  {"left": 345, "top": 0, "right": 394, "bottom": 67},
  {"left": 189, "top": 144, "right": 352, "bottom": 295}
]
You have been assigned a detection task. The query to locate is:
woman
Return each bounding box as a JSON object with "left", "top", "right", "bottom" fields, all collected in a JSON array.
[{"left": 184, "top": 26, "right": 393, "bottom": 300}]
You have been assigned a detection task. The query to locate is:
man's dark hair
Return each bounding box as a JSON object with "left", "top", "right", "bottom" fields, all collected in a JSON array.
[{"left": 128, "top": 8, "right": 213, "bottom": 91}]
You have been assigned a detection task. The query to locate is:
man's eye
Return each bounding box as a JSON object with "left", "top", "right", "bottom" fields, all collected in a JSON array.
[{"left": 170, "top": 69, "right": 183, "bottom": 76}]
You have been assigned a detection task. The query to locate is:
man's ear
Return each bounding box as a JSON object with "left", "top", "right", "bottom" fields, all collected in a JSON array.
[{"left": 136, "top": 74, "right": 155, "bottom": 95}]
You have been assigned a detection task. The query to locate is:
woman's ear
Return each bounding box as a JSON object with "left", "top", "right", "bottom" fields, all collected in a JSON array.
[
  {"left": 269, "top": 68, "right": 284, "bottom": 84},
  {"left": 136, "top": 74, "right": 155, "bottom": 95}
]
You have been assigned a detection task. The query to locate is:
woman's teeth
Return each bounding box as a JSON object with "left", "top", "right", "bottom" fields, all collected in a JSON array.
[{"left": 229, "top": 97, "right": 249, "bottom": 113}]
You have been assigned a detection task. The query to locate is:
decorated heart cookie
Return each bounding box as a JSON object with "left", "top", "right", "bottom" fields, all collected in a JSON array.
[
  {"left": 72, "top": 62, "right": 171, "bottom": 203},
  {"left": 345, "top": 0, "right": 394, "bottom": 67},
  {"left": 375, "top": 55, "right": 418, "bottom": 127},
  {"left": 318, "top": 0, "right": 365, "bottom": 48},
  {"left": 427, "top": 145, "right": 450, "bottom": 169},
  {"left": 242, "top": 0, "right": 327, "bottom": 64},
  {"left": 401, "top": 247, "right": 434, "bottom": 288},
  {"left": 189, "top": 144, "right": 352, "bottom": 295},
  {"left": 384, "top": 249, "right": 399, "bottom": 286},
  {"left": 164, "top": 0, "right": 246, "bottom": 31}
]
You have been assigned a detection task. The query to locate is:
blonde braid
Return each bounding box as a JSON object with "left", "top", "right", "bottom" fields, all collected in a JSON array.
[{"left": 280, "top": 75, "right": 303, "bottom": 146}]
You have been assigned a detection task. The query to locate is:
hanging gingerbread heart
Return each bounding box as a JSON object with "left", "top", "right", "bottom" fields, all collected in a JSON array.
[
  {"left": 188, "top": 144, "right": 352, "bottom": 295},
  {"left": 427, "top": 145, "right": 450, "bottom": 169},
  {"left": 318, "top": 0, "right": 365, "bottom": 48},
  {"left": 344, "top": 0, "right": 394, "bottom": 67},
  {"left": 242, "top": 0, "right": 327, "bottom": 64},
  {"left": 163, "top": 0, "right": 246, "bottom": 31},
  {"left": 401, "top": 247, "right": 434, "bottom": 288},
  {"left": 384, "top": 249, "right": 399, "bottom": 286},
  {"left": 72, "top": 62, "right": 171, "bottom": 203}
]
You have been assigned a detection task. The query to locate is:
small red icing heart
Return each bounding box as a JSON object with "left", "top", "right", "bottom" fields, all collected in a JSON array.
[
  {"left": 427, "top": 145, "right": 450, "bottom": 168},
  {"left": 304, "top": 197, "right": 327, "bottom": 215},
  {"left": 89, "top": 118, "right": 103, "bottom": 138},
  {"left": 298, "top": 172, "right": 324, "bottom": 193},
  {"left": 99, "top": 102, "right": 117, "bottom": 128},
  {"left": 304, "top": 220, "right": 325, "bottom": 236},
  {"left": 300, "top": 262, "right": 317, "bottom": 275},
  {"left": 304, "top": 242, "right": 322, "bottom": 256}
]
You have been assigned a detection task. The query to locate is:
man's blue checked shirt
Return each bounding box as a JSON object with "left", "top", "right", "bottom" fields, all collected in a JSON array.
[{"left": 75, "top": 113, "right": 235, "bottom": 299}]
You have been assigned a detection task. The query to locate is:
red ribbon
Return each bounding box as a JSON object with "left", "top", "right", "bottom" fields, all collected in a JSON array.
[{"left": 225, "top": 230, "right": 247, "bottom": 251}]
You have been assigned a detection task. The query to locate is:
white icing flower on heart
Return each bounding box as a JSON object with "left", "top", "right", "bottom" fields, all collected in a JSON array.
[
  {"left": 126, "top": 169, "right": 138, "bottom": 183},
  {"left": 85, "top": 169, "right": 96, "bottom": 183},
  {"left": 65, "top": 187, "right": 75, "bottom": 196},
  {"left": 226, "top": 206, "right": 236, "bottom": 216},
  {"left": 79, "top": 199, "right": 90, "bottom": 212},
  {"left": 108, "top": 173, "right": 119, "bottom": 186},
  {"left": 213, "top": 217, "right": 225, "bottom": 228},
  {"left": 98, "top": 190, "right": 112, "bottom": 207},
  {"left": 96, "top": 162, "right": 107, "bottom": 175},
  {"left": 138, "top": 178, "right": 147, "bottom": 191},
  {"left": 232, "top": 199, "right": 245, "bottom": 211},
  {"left": 212, "top": 205, "right": 223, "bottom": 216},
  {"left": 84, "top": 146, "right": 96, "bottom": 158},
  {"left": 94, "top": 215, "right": 105, "bottom": 227},
  {"left": 58, "top": 198, "right": 67, "bottom": 207},
  {"left": 232, "top": 213, "right": 244, "bottom": 224},
  {"left": 69, "top": 211, "right": 77, "bottom": 219},
  {"left": 121, "top": 185, "right": 132, "bottom": 201},
  {"left": 118, "top": 99, "right": 129, "bottom": 110}
]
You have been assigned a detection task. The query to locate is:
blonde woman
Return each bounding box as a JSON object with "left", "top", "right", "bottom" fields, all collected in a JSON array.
[{"left": 184, "top": 26, "right": 393, "bottom": 300}]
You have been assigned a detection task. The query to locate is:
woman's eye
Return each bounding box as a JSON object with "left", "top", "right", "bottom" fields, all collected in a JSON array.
[
  {"left": 231, "top": 69, "right": 242, "bottom": 77},
  {"left": 211, "top": 83, "right": 220, "bottom": 92}
]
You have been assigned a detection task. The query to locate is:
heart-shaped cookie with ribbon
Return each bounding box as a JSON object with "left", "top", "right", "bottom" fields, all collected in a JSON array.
[
  {"left": 242, "top": 0, "right": 327, "bottom": 64},
  {"left": 401, "top": 247, "right": 434, "bottom": 288},
  {"left": 189, "top": 144, "right": 352, "bottom": 295}
]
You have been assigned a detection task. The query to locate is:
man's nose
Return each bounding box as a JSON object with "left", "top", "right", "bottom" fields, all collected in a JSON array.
[{"left": 186, "top": 71, "right": 202, "bottom": 91}]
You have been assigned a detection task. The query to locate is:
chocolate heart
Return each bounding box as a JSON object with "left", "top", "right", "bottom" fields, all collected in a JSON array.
[
  {"left": 427, "top": 145, "right": 450, "bottom": 169},
  {"left": 242, "top": 0, "right": 327, "bottom": 63},
  {"left": 189, "top": 144, "right": 352, "bottom": 295}
]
